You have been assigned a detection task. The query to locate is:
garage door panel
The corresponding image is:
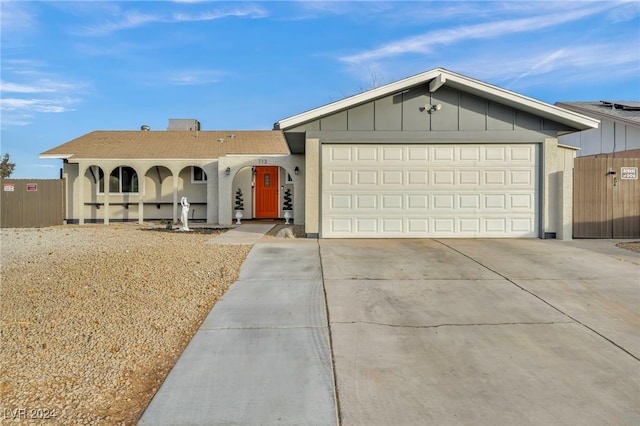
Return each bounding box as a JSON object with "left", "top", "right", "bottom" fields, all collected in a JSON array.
[
  {"left": 329, "top": 170, "right": 352, "bottom": 186},
  {"left": 382, "top": 170, "right": 403, "bottom": 185},
  {"left": 510, "top": 145, "right": 535, "bottom": 162},
  {"left": 408, "top": 218, "right": 429, "bottom": 232},
  {"left": 433, "top": 170, "right": 455, "bottom": 185},
  {"left": 328, "top": 194, "right": 352, "bottom": 210},
  {"left": 329, "top": 218, "right": 352, "bottom": 233},
  {"left": 407, "top": 194, "right": 429, "bottom": 209},
  {"left": 433, "top": 218, "right": 455, "bottom": 233},
  {"left": 382, "top": 147, "right": 404, "bottom": 161},
  {"left": 356, "top": 170, "right": 377, "bottom": 185},
  {"left": 433, "top": 194, "right": 455, "bottom": 209},
  {"left": 459, "top": 194, "right": 481, "bottom": 209},
  {"left": 408, "top": 171, "right": 429, "bottom": 185},
  {"left": 510, "top": 170, "right": 534, "bottom": 186},
  {"left": 381, "top": 195, "right": 403, "bottom": 209},
  {"left": 356, "top": 218, "right": 377, "bottom": 233},
  {"left": 382, "top": 218, "right": 403, "bottom": 233},
  {"left": 322, "top": 144, "right": 538, "bottom": 238},
  {"left": 485, "top": 146, "right": 507, "bottom": 161},
  {"left": 459, "top": 170, "right": 481, "bottom": 185},
  {"left": 356, "top": 146, "right": 377, "bottom": 162},
  {"left": 328, "top": 146, "right": 352, "bottom": 162},
  {"left": 460, "top": 218, "right": 481, "bottom": 232},
  {"left": 407, "top": 147, "right": 429, "bottom": 161},
  {"left": 433, "top": 146, "right": 455, "bottom": 161},
  {"left": 459, "top": 146, "right": 481, "bottom": 161},
  {"left": 355, "top": 194, "right": 377, "bottom": 209}
]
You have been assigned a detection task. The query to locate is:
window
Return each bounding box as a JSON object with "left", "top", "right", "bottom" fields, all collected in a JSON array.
[
  {"left": 97, "top": 166, "right": 138, "bottom": 193},
  {"left": 192, "top": 166, "right": 207, "bottom": 183}
]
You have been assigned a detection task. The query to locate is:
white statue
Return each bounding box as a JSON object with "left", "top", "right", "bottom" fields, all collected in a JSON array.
[{"left": 180, "top": 196, "right": 190, "bottom": 231}]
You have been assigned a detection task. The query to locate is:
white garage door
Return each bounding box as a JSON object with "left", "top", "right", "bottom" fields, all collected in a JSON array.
[{"left": 321, "top": 144, "right": 539, "bottom": 238}]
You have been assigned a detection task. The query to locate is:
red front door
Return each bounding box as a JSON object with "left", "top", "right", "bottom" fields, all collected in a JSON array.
[{"left": 255, "top": 166, "right": 279, "bottom": 218}]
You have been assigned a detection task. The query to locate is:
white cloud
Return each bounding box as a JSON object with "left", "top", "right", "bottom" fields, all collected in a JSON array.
[
  {"left": 339, "top": 2, "right": 615, "bottom": 65},
  {"left": 1, "top": 98, "right": 77, "bottom": 113},
  {"left": 172, "top": 5, "right": 268, "bottom": 22},
  {"left": 166, "top": 69, "right": 225, "bottom": 86},
  {"left": 77, "top": 4, "right": 268, "bottom": 36},
  {"left": 79, "top": 11, "right": 165, "bottom": 36},
  {"left": 0, "top": 79, "right": 85, "bottom": 94},
  {"left": 0, "top": 1, "right": 36, "bottom": 33}
]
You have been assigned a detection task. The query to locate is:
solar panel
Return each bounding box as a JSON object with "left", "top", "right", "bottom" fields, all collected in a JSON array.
[{"left": 600, "top": 101, "right": 640, "bottom": 111}]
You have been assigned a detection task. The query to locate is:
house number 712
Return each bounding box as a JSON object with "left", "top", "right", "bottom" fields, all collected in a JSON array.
[{"left": 258, "top": 159, "right": 268, "bottom": 164}]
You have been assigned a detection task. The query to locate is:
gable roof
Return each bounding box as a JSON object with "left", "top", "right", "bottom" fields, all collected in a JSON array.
[
  {"left": 275, "top": 68, "right": 599, "bottom": 131},
  {"left": 40, "top": 130, "right": 290, "bottom": 160},
  {"left": 555, "top": 101, "right": 640, "bottom": 128}
]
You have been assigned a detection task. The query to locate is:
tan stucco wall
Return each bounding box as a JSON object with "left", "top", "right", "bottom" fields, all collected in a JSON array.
[
  {"left": 543, "top": 138, "right": 577, "bottom": 240},
  {"left": 66, "top": 159, "right": 214, "bottom": 224},
  {"left": 217, "top": 155, "right": 305, "bottom": 226},
  {"left": 304, "top": 138, "right": 320, "bottom": 235}
]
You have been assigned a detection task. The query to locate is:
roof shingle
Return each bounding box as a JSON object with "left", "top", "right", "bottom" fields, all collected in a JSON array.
[{"left": 40, "top": 130, "right": 290, "bottom": 159}]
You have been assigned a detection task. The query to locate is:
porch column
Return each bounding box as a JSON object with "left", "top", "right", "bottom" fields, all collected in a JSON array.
[
  {"left": 172, "top": 174, "right": 179, "bottom": 224},
  {"left": 78, "top": 165, "right": 85, "bottom": 225},
  {"left": 103, "top": 167, "right": 110, "bottom": 225},
  {"left": 138, "top": 171, "right": 144, "bottom": 224}
]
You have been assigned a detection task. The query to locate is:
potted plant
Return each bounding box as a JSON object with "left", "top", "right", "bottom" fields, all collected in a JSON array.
[
  {"left": 234, "top": 188, "right": 244, "bottom": 224},
  {"left": 283, "top": 187, "right": 293, "bottom": 224}
]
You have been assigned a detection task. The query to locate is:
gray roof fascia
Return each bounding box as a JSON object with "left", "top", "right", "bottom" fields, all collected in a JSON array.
[
  {"left": 276, "top": 68, "right": 600, "bottom": 132},
  {"left": 555, "top": 102, "right": 640, "bottom": 128}
]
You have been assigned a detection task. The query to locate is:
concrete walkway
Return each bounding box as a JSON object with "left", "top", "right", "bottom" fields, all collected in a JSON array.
[{"left": 139, "top": 225, "right": 337, "bottom": 425}]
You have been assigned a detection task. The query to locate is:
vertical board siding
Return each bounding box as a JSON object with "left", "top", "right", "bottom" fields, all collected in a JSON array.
[
  {"left": 1, "top": 179, "right": 65, "bottom": 228},
  {"left": 573, "top": 156, "right": 640, "bottom": 238}
]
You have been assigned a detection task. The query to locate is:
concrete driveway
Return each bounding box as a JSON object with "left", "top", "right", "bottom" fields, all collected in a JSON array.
[{"left": 321, "top": 238, "right": 640, "bottom": 426}]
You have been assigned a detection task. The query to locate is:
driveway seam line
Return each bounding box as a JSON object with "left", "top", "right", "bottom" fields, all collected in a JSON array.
[
  {"left": 332, "top": 321, "right": 575, "bottom": 329},
  {"left": 434, "top": 239, "right": 640, "bottom": 363},
  {"left": 317, "top": 239, "right": 342, "bottom": 426}
]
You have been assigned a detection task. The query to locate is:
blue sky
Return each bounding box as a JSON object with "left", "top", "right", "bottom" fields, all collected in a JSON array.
[{"left": 1, "top": 0, "right": 639, "bottom": 179}]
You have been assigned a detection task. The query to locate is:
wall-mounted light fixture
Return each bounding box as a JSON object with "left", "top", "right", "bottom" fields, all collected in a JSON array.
[
  {"left": 294, "top": 166, "right": 299, "bottom": 175},
  {"left": 425, "top": 103, "right": 442, "bottom": 114},
  {"left": 225, "top": 167, "right": 231, "bottom": 176}
]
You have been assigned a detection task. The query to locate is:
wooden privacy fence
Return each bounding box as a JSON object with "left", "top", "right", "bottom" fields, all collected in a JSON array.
[
  {"left": 1, "top": 179, "right": 65, "bottom": 228},
  {"left": 573, "top": 153, "right": 640, "bottom": 238}
]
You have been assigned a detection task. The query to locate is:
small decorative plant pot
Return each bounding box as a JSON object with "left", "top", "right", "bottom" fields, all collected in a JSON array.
[
  {"left": 235, "top": 210, "right": 243, "bottom": 224},
  {"left": 283, "top": 210, "right": 292, "bottom": 225}
]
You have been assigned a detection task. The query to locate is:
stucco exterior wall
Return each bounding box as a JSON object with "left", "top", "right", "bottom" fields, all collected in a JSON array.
[
  {"left": 304, "top": 139, "right": 320, "bottom": 236},
  {"left": 543, "top": 138, "right": 577, "bottom": 240},
  {"left": 217, "top": 155, "right": 305, "bottom": 226},
  {"left": 64, "top": 159, "right": 213, "bottom": 224}
]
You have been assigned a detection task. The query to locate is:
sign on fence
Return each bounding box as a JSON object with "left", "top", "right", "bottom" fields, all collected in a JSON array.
[
  {"left": 621, "top": 167, "right": 638, "bottom": 180},
  {"left": 26, "top": 183, "right": 38, "bottom": 191},
  {"left": 4, "top": 183, "right": 15, "bottom": 192}
]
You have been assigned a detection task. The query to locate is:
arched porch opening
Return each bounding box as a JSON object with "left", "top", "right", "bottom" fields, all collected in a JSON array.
[
  {"left": 218, "top": 156, "right": 304, "bottom": 226},
  {"left": 143, "top": 165, "right": 173, "bottom": 221}
]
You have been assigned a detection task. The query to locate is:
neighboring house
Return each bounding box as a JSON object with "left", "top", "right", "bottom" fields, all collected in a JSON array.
[
  {"left": 41, "top": 68, "right": 598, "bottom": 239},
  {"left": 555, "top": 101, "right": 640, "bottom": 156},
  {"left": 555, "top": 101, "right": 640, "bottom": 239}
]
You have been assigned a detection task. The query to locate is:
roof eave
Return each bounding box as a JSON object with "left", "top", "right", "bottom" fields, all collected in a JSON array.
[{"left": 39, "top": 153, "right": 73, "bottom": 160}]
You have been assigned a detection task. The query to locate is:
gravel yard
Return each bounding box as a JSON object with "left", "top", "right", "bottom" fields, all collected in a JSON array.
[{"left": 1, "top": 224, "right": 251, "bottom": 425}]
